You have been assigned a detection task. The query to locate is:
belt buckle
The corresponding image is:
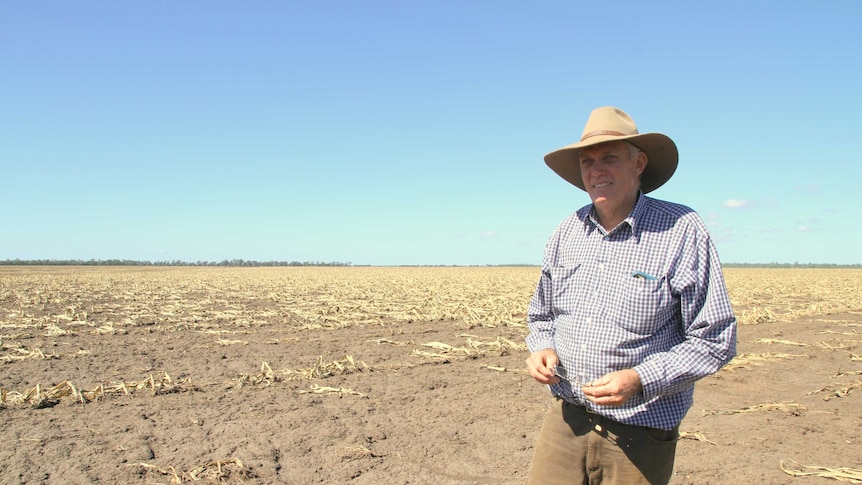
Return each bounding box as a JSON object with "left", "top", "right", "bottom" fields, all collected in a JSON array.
[{"left": 582, "top": 404, "right": 603, "bottom": 431}]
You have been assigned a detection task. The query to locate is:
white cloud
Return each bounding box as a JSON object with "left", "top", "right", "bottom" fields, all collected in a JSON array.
[
  {"left": 705, "top": 212, "right": 722, "bottom": 228},
  {"left": 795, "top": 184, "right": 821, "bottom": 193},
  {"left": 722, "top": 199, "right": 749, "bottom": 208},
  {"left": 797, "top": 225, "right": 813, "bottom": 232}
]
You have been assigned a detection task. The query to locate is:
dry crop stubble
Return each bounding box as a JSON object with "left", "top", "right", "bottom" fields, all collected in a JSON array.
[
  {"left": 3, "top": 266, "right": 860, "bottom": 336},
  {"left": 1, "top": 266, "right": 862, "bottom": 483},
  {"left": 723, "top": 268, "right": 862, "bottom": 324}
]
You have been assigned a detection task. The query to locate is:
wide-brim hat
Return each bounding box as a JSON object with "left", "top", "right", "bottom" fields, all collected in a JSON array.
[{"left": 544, "top": 106, "right": 678, "bottom": 193}]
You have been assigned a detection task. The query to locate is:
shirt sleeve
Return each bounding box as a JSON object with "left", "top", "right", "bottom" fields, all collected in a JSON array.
[
  {"left": 526, "top": 268, "right": 556, "bottom": 353},
  {"left": 525, "top": 228, "right": 561, "bottom": 353},
  {"left": 634, "top": 221, "right": 738, "bottom": 400}
]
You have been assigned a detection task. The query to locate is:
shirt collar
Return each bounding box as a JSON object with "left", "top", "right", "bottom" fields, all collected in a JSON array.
[
  {"left": 584, "top": 191, "right": 647, "bottom": 237},
  {"left": 628, "top": 190, "right": 647, "bottom": 235}
]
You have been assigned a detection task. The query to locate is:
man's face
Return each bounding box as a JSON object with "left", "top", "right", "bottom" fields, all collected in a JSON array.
[{"left": 578, "top": 140, "right": 646, "bottom": 214}]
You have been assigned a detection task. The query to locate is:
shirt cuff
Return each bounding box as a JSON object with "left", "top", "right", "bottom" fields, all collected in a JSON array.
[
  {"left": 633, "top": 360, "right": 663, "bottom": 401},
  {"left": 525, "top": 335, "right": 556, "bottom": 354}
]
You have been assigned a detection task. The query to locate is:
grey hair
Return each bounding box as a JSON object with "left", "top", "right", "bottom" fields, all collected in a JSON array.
[
  {"left": 625, "top": 142, "right": 645, "bottom": 184},
  {"left": 625, "top": 141, "right": 642, "bottom": 159}
]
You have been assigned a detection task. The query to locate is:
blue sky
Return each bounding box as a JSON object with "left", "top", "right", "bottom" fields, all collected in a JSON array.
[{"left": 2, "top": 1, "right": 860, "bottom": 265}]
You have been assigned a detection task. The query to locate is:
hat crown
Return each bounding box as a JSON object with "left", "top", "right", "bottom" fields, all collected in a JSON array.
[{"left": 580, "top": 106, "right": 639, "bottom": 142}]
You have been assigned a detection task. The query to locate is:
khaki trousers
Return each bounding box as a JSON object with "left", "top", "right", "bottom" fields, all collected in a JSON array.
[{"left": 526, "top": 399, "right": 678, "bottom": 485}]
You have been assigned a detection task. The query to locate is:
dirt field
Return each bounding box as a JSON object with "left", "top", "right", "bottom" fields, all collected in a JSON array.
[{"left": 1, "top": 266, "right": 860, "bottom": 484}]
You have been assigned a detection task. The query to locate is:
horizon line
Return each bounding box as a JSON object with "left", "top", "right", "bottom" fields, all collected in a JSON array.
[{"left": 1, "top": 259, "right": 860, "bottom": 269}]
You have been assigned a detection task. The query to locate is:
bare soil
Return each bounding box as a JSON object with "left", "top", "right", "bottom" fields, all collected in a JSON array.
[{"left": 1, "top": 276, "right": 860, "bottom": 484}]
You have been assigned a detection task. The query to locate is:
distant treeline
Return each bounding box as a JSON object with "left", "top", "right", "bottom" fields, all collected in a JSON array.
[
  {"left": 724, "top": 263, "right": 862, "bottom": 269},
  {"left": 0, "top": 259, "right": 352, "bottom": 267},
  {"left": 1, "top": 260, "right": 858, "bottom": 268}
]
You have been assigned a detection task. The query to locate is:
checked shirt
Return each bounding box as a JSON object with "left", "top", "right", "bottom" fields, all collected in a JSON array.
[{"left": 526, "top": 193, "right": 737, "bottom": 430}]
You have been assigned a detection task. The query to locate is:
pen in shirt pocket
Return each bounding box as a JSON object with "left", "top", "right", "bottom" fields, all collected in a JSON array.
[{"left": 631, "top": 271, "right": 658, "bottom": 281}]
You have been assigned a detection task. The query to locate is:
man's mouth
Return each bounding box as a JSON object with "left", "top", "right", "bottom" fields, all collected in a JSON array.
[{"left": 592, "top": 182, "right": 612, "bottom": 189}]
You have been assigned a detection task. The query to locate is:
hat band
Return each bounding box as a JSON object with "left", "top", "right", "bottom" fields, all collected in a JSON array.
[{"left": 580, "top": 129, "right": 637, "bottom": 141}]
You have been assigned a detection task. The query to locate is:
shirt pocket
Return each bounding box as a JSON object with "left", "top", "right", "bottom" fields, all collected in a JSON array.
[
  {"left": 611, "top": 274, "right": 672, "bottom": 335},
  {"left": 548, "top": 264, "right": 583, "bottom": 316}
]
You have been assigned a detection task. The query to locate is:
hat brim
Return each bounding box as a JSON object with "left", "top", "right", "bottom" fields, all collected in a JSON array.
[{"left": 543, "top": 133, "right": 678, "bottom": 193}]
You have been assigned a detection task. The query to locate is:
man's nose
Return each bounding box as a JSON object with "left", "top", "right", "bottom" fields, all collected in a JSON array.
[{"left": 592, "top": 162, "right": 609, "bottom": 174}]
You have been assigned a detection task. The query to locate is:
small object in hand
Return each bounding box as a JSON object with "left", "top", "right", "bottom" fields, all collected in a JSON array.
[
  {"left": 553, "top": 364, "right": 583, "bottom": 386},
  {"left": 553, "top": 365, "right": 570, "bottom": 382}
]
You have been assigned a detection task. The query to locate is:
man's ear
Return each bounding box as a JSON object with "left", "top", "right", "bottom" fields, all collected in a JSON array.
[{"left": 635, "top": 150, "right": 648, "bottom": 176}]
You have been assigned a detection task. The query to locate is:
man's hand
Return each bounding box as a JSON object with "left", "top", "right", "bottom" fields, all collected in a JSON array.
[
  {"left": 582, "top": 369, "right": 643, "bottom": 407},
  {"left": 525, "top": 348, "right": 560, "bottom": 385}
]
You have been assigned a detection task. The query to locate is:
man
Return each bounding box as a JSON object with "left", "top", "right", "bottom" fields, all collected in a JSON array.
[{"left": 524, "top": 106, "right": 737, "bottom": 484}]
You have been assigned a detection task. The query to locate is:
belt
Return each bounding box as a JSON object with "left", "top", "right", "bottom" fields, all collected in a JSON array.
[
  {"left": 559, "top": 399, "right": 616, "bottom": 434},
  {"left": 559, "top": 399, "right": 679, "bottom": 439},
  {"left": 556, "top": 396, "right": 598, "bottom": 414}
]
